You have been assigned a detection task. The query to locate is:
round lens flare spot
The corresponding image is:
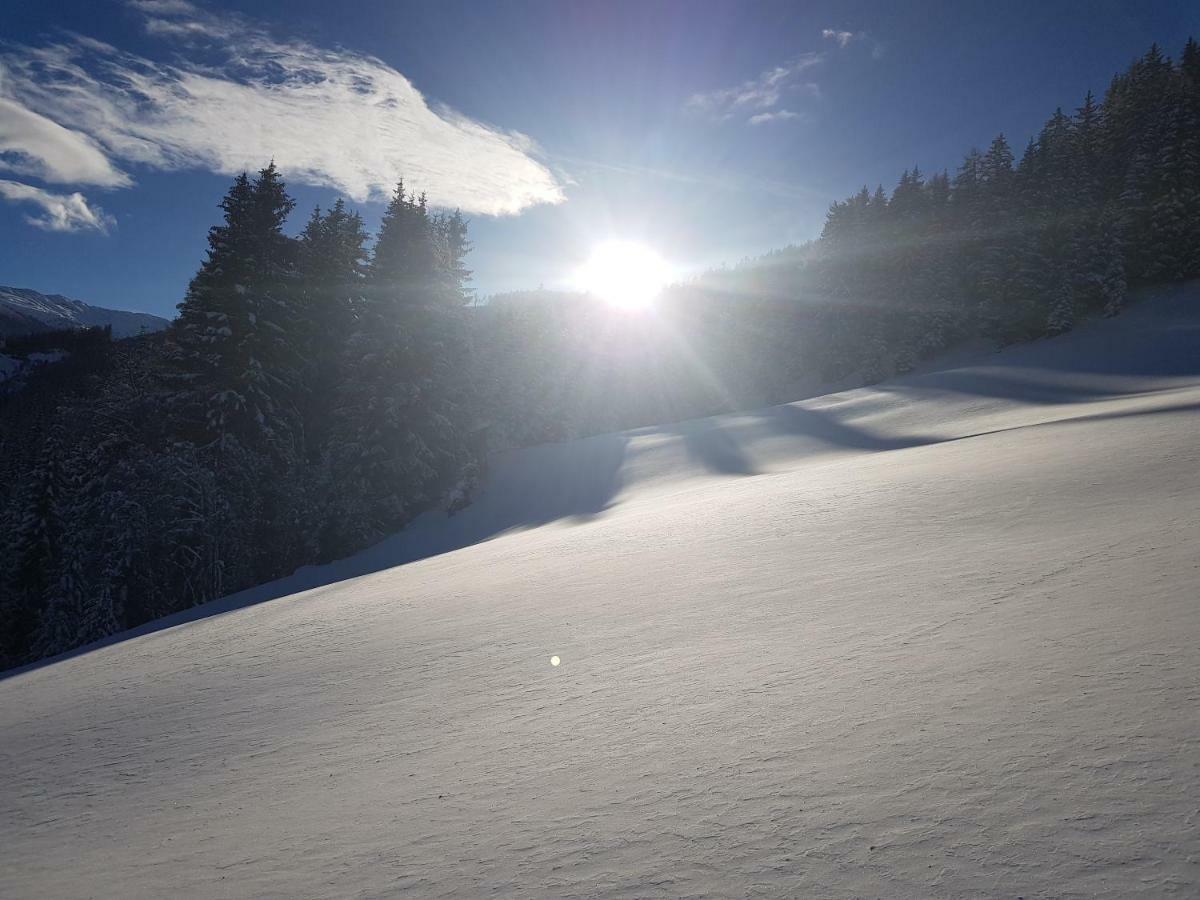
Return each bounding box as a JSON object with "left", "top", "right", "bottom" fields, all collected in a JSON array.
[
  {"left": 550, "top": 655, "right": 561, "bottom": 667},
  {"left": 575, "top": 240, "right": 672, "bottom": 311}
]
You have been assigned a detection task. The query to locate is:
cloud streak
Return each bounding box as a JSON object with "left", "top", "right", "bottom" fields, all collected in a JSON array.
[
  {"left": 0, "top": 0, "right": 565, "bottom": 229},
  {"left": 685, "top": 54, "right": 822, "bottom": 125},
  {"left": 0, "top": 179, "right": 115, "bottom": 233},
  {"left": 822, "top": 27, "right": 884, "bottom": 58},
  {"left": 687, "top": 30, "right": 885, "bottom": 128},
  {"left": 748, "top": 110, "right": 804, "bottom": 126}
]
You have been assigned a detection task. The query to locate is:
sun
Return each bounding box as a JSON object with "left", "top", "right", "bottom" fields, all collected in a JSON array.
[{"left": 576, "top": 240, "right": 672, "bottom": 310}]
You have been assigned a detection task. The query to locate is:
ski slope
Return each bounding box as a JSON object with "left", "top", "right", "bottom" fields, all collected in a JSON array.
[{"left": 3, "top": 286, "right": 1200, "bottom": 899}]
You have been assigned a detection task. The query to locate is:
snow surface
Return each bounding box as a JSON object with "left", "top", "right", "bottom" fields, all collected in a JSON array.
[{"left": 3, "top": 285, "right": 1200, "bottom": 898}]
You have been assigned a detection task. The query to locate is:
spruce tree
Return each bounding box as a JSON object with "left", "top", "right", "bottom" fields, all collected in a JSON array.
[
  {"left": 328, "top": 182, "right": 476, "bottom": 548},
  {"left": 170, "top": 162, "right": 301, "bottom": 455},
  {"left": 297, "top": 199, "right": 370, "bottom": 454}
]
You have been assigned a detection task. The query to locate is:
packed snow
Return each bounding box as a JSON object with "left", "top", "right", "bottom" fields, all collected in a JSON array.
[{"left": 2, "top": 285, "right": 1199, "bottom": 898}]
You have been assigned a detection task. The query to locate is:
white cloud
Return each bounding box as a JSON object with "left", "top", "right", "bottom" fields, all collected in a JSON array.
[
  {"left": 0, "top": 92, "right": 129, "bottom": 187},
  {"left": 685, "top": 54, "right": 823, "bottom": 124},
  {"left": 822, "top": 28, "right": 883, "bottom": 57},
  {"left": 128, "top": 0, "right": 203, "bottom": 13},
  {"left": 748, "top": 110, "right": 803, "bottom": 126},
  {"left": 0, "top": 1, "right": 565, "bottom": 223},
  {"left": 131, "top": 1, "right": 234, "bottom": 39},
  {"left": 821, "top": 29, "right": 861, "bottom": 48},
  {"left": 141, "top": 16, "right": 232, "bottom": 39},
  {"left": 0, "top": 179, "right": 115, "bottom": 232}
]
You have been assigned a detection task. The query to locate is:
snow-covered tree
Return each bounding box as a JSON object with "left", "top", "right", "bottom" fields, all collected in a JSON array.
[
  {"left": 326, "top": 182, "right": 477, "bottom": 549},
  {"left": 169, "top": 163, "right": 301, "bottom": 455}
]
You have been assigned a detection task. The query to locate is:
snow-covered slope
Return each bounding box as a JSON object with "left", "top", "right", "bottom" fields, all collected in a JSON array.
[
  {"left": 3, "top": 285, "right": 1199, "bottom": 898},
  {"left": 0, "top": 286, "right": 169, "bottom": 338}
]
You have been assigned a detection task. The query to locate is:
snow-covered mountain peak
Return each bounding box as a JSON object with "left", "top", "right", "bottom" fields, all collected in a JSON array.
[{"left": 0, "top": 286, "right": 169, "bottom": 339}]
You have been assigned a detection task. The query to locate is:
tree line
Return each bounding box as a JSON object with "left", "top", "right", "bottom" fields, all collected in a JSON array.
[
  {"left": 2, "top": 38, "right": 1199, "bottom": 668},
  {"left": 1, "top": 168, "right": 476, "bottom": 667}
]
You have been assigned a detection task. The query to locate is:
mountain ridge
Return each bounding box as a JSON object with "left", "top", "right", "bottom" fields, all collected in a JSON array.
[{"left": 0, "top": 286, "right": 169, "bottom": 339}]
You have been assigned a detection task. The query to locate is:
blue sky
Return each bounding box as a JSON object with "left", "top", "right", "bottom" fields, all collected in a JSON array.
[{"left": 2, "top": 0, "right": 1198, "bottom": 318}]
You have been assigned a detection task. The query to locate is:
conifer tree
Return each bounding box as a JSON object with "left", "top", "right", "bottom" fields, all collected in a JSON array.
[
  {"left": 0, "top": 426, "right": 64, "bottom": 664},
  {"left": 328, "top": 181, "right": 476, "bottom": 547},
  {"left": 1072, "top": 90, "right": 1104, "bottom": 203},
  {"left": 297, "top": 199, "right": 370, "bottom": 451},
  {"left": 170, "top": 162, "right": 300, "bottom": 455}
]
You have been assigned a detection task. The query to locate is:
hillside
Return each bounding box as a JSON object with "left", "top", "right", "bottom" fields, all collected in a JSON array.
[
  {"left": 0, "top": 286, "right": 169, "bottom": 339},
  {"left": 1, "top": 284, "right": 1198, "bottom": 898}
]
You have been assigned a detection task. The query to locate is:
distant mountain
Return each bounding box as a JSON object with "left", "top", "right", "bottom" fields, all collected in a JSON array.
[{"left": 0, "top": 286, "right": 170, "bottom": 339}]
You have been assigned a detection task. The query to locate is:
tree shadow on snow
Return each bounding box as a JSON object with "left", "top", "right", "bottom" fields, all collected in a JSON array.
[
  {"left": 659, "top": 400, "right": 942, "bottom": 479},
  {"left": 665, "top": 419, "right": 758, "bottom": 475},
  {"left": 757, "top": 402, "right": 942, "bottom": 451},
  {"left": 879, "top": 368, "right": 1128, "bottom": 405}
]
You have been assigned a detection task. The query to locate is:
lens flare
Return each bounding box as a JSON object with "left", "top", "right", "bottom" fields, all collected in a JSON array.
[{"left": 576, "top": 240, "right": 672, "bottom": 310}]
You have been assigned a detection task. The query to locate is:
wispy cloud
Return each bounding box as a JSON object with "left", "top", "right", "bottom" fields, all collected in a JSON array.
[
  {"left": 130, "top": 0, "right": 236, "bottom": 39},
  {"left": 0, "top": 179, "right": 115, "bottom": 233},
  {"left": 748, "top": 110, "right": 804, "bottom": 126},
  {"left": 822, "top": 27, "right": 884, "bottom": 58},
  {"left": 685, "top": 54, "right": 823, "bottom": 125},
  {"left": 0, "top": 0, "right": 565, "bottom": 232},
  {"left": 821, "top": 29, "right": 860, "bottom": 48},
  {"left": 129, "top": 0, "right": 204, "bottom": 13}
]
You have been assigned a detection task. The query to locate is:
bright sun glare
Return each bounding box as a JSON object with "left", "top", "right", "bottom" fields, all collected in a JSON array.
[{"left": 576, "top": 240, "right": 672, "bottom": 310}]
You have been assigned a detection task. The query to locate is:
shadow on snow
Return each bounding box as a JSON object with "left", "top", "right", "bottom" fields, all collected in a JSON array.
[{"left": 7, "top": 284, "right": 1199, "bottom": 680}]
